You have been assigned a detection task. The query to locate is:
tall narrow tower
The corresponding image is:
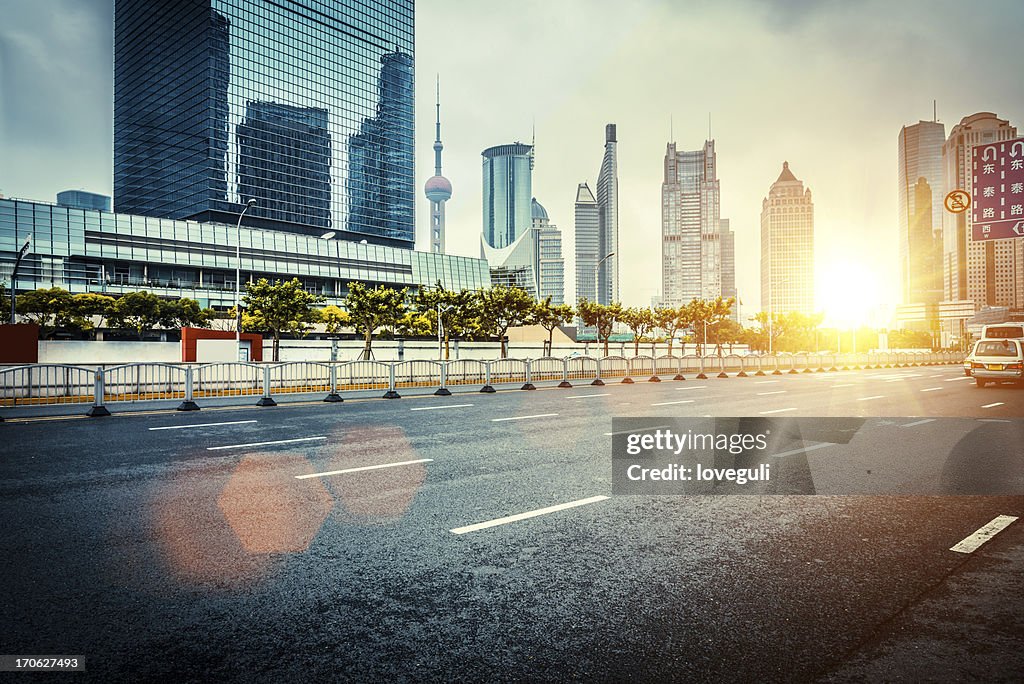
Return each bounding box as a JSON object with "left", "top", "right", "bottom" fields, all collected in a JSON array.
[{"left": 424, "top": 77, "right": 452, "bottom": 253}]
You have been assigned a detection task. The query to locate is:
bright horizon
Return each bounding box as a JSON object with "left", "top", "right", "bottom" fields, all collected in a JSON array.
[{"left": 2, "top": 0, "right": 1022, "bottom": 327}]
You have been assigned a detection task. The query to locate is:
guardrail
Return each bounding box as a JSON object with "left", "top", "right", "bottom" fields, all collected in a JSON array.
[{"left": 0, "top": 351, "right": 964, "bottom": 419}]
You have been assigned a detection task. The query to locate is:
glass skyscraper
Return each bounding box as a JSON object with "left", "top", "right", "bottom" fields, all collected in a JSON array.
[
  {"left": 481, "top": 143, "right": 533, "bottom": 250},
  {"left": 113, "top": 0, "right": 415, "bottom": 248}
]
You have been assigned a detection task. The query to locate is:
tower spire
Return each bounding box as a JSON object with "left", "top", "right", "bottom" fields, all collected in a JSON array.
[{"left": 433, "top": 74, "right": 443, "bottom": 176}]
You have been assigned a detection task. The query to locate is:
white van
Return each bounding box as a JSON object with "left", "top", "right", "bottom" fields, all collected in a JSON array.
[{"left": 970, "top": 339, "right": 1024, "bottom": 387}]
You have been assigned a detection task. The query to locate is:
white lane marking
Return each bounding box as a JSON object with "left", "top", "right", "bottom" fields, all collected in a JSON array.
[
  {"left": 772, "top": 442, "right": 834, "bottom": 458},
  {"left": 295, "top": 458, "right": 433, "bottom": 479},
  {"left": 833, "top": 383, "right": 855, "bottom": 388},
  {"left": 982, "top": 402, "right": 1004, "bottom": 409},
  {"left": 757, "top": 390, "right": 786, "bottom": 396},
  {"left": 410, "top": 403, "right": 474, "bottom": 411},
  {"left": 567, "top": 393, "right": 611, "bottom": 399},
  {"left": 977, "top": 419, "right": 1011, "bottom": 423},
  {"left": 857, "top": 395, "right": 885, "bottom": 401},
  {"left": 901, "top": 418, "right": 936, "bottom": 427},
  {"left": 651, "top": 399, "right": 695, "bottom": 406},
  {"left": 450, "top": 495, "right": 609, "bottom": 535},
  {"left": 149, "top": 420, "right": 257, "bottom": 431},
  {"left": 950, "top": 515, "right": 1019, "bottom": 554},
  {"left": 921, "top": 387, "right": 942, "bottom": 392},
  {"left": 760, "top": 407, "right": 797, "bottom": 414},
  {"left": 491, "top": 413, "right": 558, "bottom": 423},
  {"left": 929, "top": 374, "right": 943, "bottom": 378},
  {"left": 208, "top": 436, "right": 326, "bottom": 451},
  {"left": 755, "top": 380, "right": 780, "bottom": 384},
  {"left": 674, "top": 385, "right": 708, "bottom": 391},
  {"left": 886, "top": 375, "right": 922, "bottom": 382},
  {"left": 945, "top": 376, "right": 972, "bottom": 382},
  {"left": 604, "top": 424, "right": 671, "bottom": 436}
]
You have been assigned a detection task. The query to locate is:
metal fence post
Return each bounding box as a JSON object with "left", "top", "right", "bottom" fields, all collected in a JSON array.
[
  {"left": 673, "top": 355, "right": 685, "bottom": 382},
  {"left": 480, "top": 362, "right": 495, "bottom": 393},
  {"left": 324, "top": 363, "right": 343, "bottom": 403},
  {"left": 559, "top": 357, "right": 572, "bottom": 388},
  {"left": 257, "top": 365, "right": 277, "bottom": 406},
  {"left": 383, "top": 363, "right": 401, "bottom": 399},
  {"left": 177, "top": 366, "right": 200, "bottom": 411},
  {"left": 435, "top": 362, "right": 452, "bottom": 396},
  {"left": 696, "top": 355, "right": 708, "bottom": 380},
  {"left": 648, "top": 356, "right": 660, "bottom": 382},
  {"left": 86, "top": 368, "right": 111, "bottom": 417},
  {"left": 521, "top": 360, "right": 536, "bottom": 390},
  {"left": 592, "top": 358, "right": 605, "bottom": 386}
]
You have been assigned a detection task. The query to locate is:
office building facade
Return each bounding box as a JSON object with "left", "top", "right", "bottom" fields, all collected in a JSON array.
[
  {"left": 574, "top": 182, "right": 599, "bottom": 305},
  {"left": 720, "top": 218, "right": 738, "bottom": 321},
  {"left": 760, "top": 162, "right": 815, "bottom": 315},
  {"left": 480, "top": 142, "right": 537, "bottom": 295},
  {"left": 595, "top": 124, "right": 620, "bottom": 304},
  {"left": 57, "top": 191, "right": 111, "bottom": 212},
  {"left": 532, "top": 198, "right": 565, "bottom": 305},
  {"left": 898, "top": 120, "right": 945, "bottom": 307},
  {"left": 661, "top": 139, "right": 722, "bottom": 307},
  {"left": 113, "top": 0, "right": 415, "bottom": 247}
]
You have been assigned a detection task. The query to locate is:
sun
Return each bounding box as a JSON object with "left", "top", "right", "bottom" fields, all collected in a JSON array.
[{"left": 817, "top": 260, "right": 884, "bottom": 328}]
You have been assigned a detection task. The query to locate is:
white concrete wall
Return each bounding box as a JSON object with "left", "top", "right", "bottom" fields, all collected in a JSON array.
[{"left": 39, "top": 341, "right": 180, "bottom": 365}]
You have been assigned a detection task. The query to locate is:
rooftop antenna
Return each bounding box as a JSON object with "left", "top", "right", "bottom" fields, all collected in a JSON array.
[
  {"left": 933, "top": 99, "right": 937, "bottom": 122},
  {"left": 530, "top": 117, "right": 536, "bottom": 170},
  {"left": 670, "top": 115, "right": 674, "bottom": 143},
  {"left": 708, "top": 112, "right": 712, "bottom": 140}
]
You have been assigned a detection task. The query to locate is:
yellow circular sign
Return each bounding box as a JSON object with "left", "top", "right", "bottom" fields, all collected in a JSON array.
[{"left": 944, "top": 190, "right": 971, "bottom": 214}]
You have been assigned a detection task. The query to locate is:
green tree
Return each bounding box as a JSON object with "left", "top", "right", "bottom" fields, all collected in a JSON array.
[
  {"left": 414, "top": 283, "right": 480, "bottom": 359},
  {"left": 243, "top": 278, "right": 325, "bottom": 362},
  {"left": 0, "top": 283, "right": 9, "bottom": 321},
  {"left": 71, "top": 293, "right": 116, "bottom": 332},
  {"left": 576, "top": 298, "right": 621, "bottom": 357},
  {"left": 702, "top": 296, "right": 735, "bottom": 355},
  {"left": 344, "top": 281, "right": 407, "bottom": 360},
  {"left": 319, "top": 305, "right": 350, "bottom": 335},
  {"left": 159, "top": 298, "right": 213, "bottom": 329},
  {"left": 619, "top": 306, "right": 655, "bottom": 356},
  {"left": 15, "top": 287, "right": 73, "bottom": 334},
  {"left": 533, "top": 297, "right": 574, "bottom": 356},
  {"left": 107, "top": 291, "right": 164, "bottom": 340},
  {"left": 477, "top": 284, "right": 537, "bottom": 358},
  {"left": 654, "top": 306, "right": 689, "bottom": 356}
]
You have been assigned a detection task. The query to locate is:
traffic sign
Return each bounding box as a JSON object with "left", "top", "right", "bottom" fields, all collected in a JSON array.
[
  {"left": 971, "top": 137, "right": 1024, "bottom": 241},
  {"left": 944, "top": 190, "right": 970, "bottom": 214}
]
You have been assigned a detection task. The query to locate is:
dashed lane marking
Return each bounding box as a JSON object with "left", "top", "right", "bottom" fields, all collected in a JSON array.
[
  {"left": 296, "top": 458, "right": 432, "bottom": 479},
  {"left": 150, "top": 419, "right": 256, "bottom": 430},
  {"left": 450, "top": 495, "right": 609, "bottom": 535},
  {"left": 207, "top": 436, "right": 326, "bottom": 451},
  {"left": 491, "top": 413, "right": 559, "bottom": 423},
  {"left": 950, "top": 515, "right": 1019, "bottom": 554},
  {"left": 760, "top": 407, "right": 797, "bottom": 414},
  {"left": 982, "top": 402, "right": 1004, "bottom": 409},
  {"left": 901, "top": 418, "right": 936, "bottom": 427},
  {"left": 410, "top": 404, "right": 473, "bottom": 411},
  {"left": 651, "top": 399, "right": 695, "bottom": 406}
]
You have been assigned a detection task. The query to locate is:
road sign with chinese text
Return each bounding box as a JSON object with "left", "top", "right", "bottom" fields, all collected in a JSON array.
[{"left": 971, "top": 136, "right": 1024, "bottom": 240}]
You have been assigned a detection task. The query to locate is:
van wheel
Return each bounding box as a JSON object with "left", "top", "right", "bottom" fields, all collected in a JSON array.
[{"left": 975, "top": 378, "right": 987, "bottom": 388}]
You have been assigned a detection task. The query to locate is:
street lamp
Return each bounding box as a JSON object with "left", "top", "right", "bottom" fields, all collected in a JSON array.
[
  {"left": 437, "top": 303, "right": 455, "bottom": 360},
  {"left": 236, "top": 198, "right": 256, "bottom": 361},
  {"left": 9, "top": 235, "right": 32, "bottom": 324},
  {"left": 594, "top": 252, "right": 615, "bottom": 305}
]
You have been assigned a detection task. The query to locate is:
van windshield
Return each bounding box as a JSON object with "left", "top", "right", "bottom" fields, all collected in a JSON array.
[{"left": 976, "top": 340, "right": 1019, "bottom": 357}]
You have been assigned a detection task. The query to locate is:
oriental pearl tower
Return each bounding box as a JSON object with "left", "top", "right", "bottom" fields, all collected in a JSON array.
[{"left": 424, "top": 77, "right": 452, "bottom": 254}]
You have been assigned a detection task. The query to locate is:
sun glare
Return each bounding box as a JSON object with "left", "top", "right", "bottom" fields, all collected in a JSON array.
[{"left": 818, "top": 260, "right": 883, "bottom": 328}]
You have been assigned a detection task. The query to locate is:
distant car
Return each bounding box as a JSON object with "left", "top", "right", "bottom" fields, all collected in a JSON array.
[
  {"left": 970, "top": 339, "right": 1024, "bottom": 387},
  {"left": 963, "top": 341, "right": 981, "bottom": 376}
]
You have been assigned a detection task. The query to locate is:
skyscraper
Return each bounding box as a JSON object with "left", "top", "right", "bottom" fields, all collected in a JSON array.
[
  {"left": 720, "top": 218, "right": 738, "bottom": 321},
  {"left": 761, "top": 162, "right": 815, "bottom": 315},
  {"left": 113, "top": 0, "right": 415, "bottom": 248},
  {"left": 424, "top": 79, "right": 452, "bottom": 254},
  {"left": 595, "top": 124, "right": 620, "bottom": 304},
  {"left": 574, "top": 182, "right": 599, "bottom": 305},
  {"left": 941, "top": 112, "right": 1022, "bottom": 311},
  {"left": 532, "top": 198, "right": 565, "bottom": 305},
  {"left": 481, "top": 142, "right": 537, "bottom": 294},
  {"left": 898, "top": 120, "right": 945, "bottom": 306},
  {"left": 661, "top": 139, "right": 721, "bottom": 307}
]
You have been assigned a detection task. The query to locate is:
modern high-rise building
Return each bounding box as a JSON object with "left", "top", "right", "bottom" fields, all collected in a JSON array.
[
  {"left": 574, "top": 182, "right": 599, "bottom": 305},
  {"left": 595, "top": 124, "right": 620, "bottom": 304},
  {"left": 941, "top": 112, "right": 1022, "bottom": 313},
  {"left": 661, "top": 139, "right": 721, "bottom": 307},
  {"left": 761, "top": 162, "right": 815, "bottom": 315},
  {"left": 57, "top": 190, "right": 111, "bottom": 212},
  {"left": 424, "top": 79, "right": 452, "bottom": 254},
  {"left": 720, "top": 218, "right": 738, "bottom": 321},
  {"left": 898, "top": 120, "right": 945, "bottom": 307},
  {"left": 113, "top": 0, "right": 415, "bottom": 247},
  {"left": 532, "top": 198, "right": 565, "bottom": 305},
  {"left": 481, "top": 142, "right": 537, "bottom": 294}
]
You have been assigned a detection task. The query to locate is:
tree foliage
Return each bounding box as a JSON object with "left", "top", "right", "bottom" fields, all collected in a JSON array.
[
  {"left": 533, "top": 297, "right": 574, "bottom": 355},
  {"left": 619, "top": 306, "right": 655, "bottom": 356},
  {"left": 477, "top": 285, "right": 537, "bottom": 358},
  {"left": 344, "top": 281, "right": 407, "bottom": 360},
  {"left": 106, "top": 291, "right": 165, "bottom": 340},
  {"left": 576, "top": 298, "right": 621, "bottom": 357},
  {"left": 319, "top": 305, "right": 350, "bottom": 335},
  {"left": 243, "top": 278, "right": 325, "bottom": 361}
]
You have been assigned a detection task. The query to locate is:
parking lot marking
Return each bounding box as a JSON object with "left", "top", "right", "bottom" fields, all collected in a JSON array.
[
  {"left": 901, "top": 419, "right": 936, "bottom": 428},
  {"left": 450, "top": 495, "right": 609, "bottom": 535},
  {"left": 567, "top": 393, "right": 611, "bottom": 399},
  {"left": 760, "top": 407, "right": 797, "bottom": 414},
  {"left": 674, "top": 385, "right": 708, "bottom": 391},
  {"left": 604, "top": 425, "right": 671, "bottom": 436},
  {"left": 651, "top": 399, "right": 695, "bottom": 406},
  {"left": 757, "top": 390, "right": 786, "bottom": 396},
  {"left": 920, "top": 387, "right": 942, "bottom": 392},
  {"left": 410, "top": 404, "right": 473, "bottom": 411},
  {"left": 295, "top": 458, "right": 433, "bottom": 479},
  {"left": 491, "top": 413, "right": 558, "bottom": 423},
  {"left": 857, "top": 395, "right": 885, "bottom": 401},
  {"left": 981, "top": 402, "right": 1004, "bottom": 409},
  {"left": 950, "top": 515, "right": 1019, "bottom": 554},
  {"left": 207, "top": 436, "right": 326, "bottom": 451},
  {"left": 149, "top": 420, "right": 257, "bottom": 431}
]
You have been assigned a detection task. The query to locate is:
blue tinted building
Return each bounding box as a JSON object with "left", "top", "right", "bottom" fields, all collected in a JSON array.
[
  {"left": 57, "top": 190, "right": 111, "bottom": 212},
  {"left": 113, "top": 0, "right": 415, "bottom": 248}
]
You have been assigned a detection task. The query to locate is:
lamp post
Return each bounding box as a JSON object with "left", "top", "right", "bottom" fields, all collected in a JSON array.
[
  {"left": 9, "top": 235, "right": 31, "bottom": 324},
  {"left": 593, "top": 252, "right": 615, "bottom": 349},
  {"left": 235, "top": 199, "right": 257, "bottom": 361},
  {"left": 437, "top": 303, "right": 454, "bottom": 360}
]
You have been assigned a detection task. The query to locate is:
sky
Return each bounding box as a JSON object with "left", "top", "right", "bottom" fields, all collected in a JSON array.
[{"left": 1, "top": 0, "right": 1022, "bottom": 325}]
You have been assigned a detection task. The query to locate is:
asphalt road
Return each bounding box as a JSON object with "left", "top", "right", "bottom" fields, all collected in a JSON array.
[{"left": 1, "top": 364, "right": 1022, "bottom": 682}]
